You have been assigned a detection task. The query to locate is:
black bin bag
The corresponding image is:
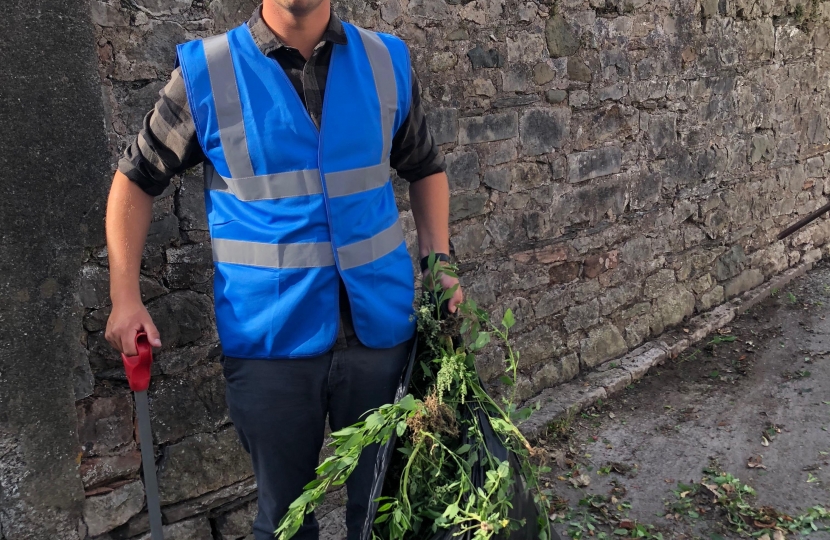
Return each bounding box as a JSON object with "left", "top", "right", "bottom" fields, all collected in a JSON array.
[{"left": 358, "top": 340, "right": 561, "bottom": 540}]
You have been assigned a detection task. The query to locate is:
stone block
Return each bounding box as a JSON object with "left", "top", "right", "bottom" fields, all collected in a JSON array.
[
  {"left": 643, "top": 269, "right": 676, "bottom": 298},
  {"left": 580, "top": 324, "right": 628, "bottom": 368},
  {"left": 83, "top": 481, "right": 145, "bottom": 536},
  {"left": 599, "top": 283, "right": 640, "bottom": 316},
  {"left": 715, "top": 245, "right": 746, "bottom": 280},
  {"left": 502, "top": 66, "right": 530, "bottom": 92},
  {"left": 147, "top": 213, "right": 180, "bottom": 246},
  {"left": 519, "top": 383, "right": 607, "bottom": 438},
  {"left": 81, "top": 452, "right": 141, "bottom": 489},
  {"left": 473, "top": 78, "right": 497, "bottom": 97},
  {"left": 458, "top": 112, "right": 518, "bottom": 145},
  {"left": 467, "top": 45, "right": 504, "bottom": 69},
  {"left": 567, "top": 89, "right": 587, "bottom": 108},
  {"left": 216, "top": 500, "right": 257, "bottom": 539},
  {"left": 483, "top": 140, "right": 518, "bottom": 166},
  {"left": 157, "top": 428, "right": 254, "bottom": 505},
  {"left": 445, "top": 150, "right": 481, "bottom": 191},
  {"left": 618, "top": 344, "right": 667, "bottom": 381},
  {"left": 451, "top": 222, "right": 489, "bottom": 259},
  {"left": 724, "top": 269, "right": 764, "bottom": 298},
  {"left": 690, "top": 273, "right": 715, "bottom": 295},
  {"left": 533, "top": 62, "right": 556, "bottom": 85},
  {"left": 165, "top": 243, "right": 214, "bottom": 293},
  {"left": 534, "top": 286, "right": 572, "bottom": 318},
  {"left": 426, "top": 108, "right": 458, "bottom": 145},
  {"left": 178, "top": 174, "right": 208, "bottom": 231},
  {"left": 567, "top": 58, "right": 592, "bottom": 82},
  {"left": 572, "top": 104, "right": 639, "bottom": 151},
  {"left": 429, "top": 51, "right": 457, "bottom": 72},
  {"left": 629, "top": 80, "right": 667, "bottom": 102},
  {"left": 507, "top": 31, "right": 546, "bottom": 63},
  {"left": 749, "top": 134, "right": 774, "bottom": 164},
  {"left": 545, "top": 89, "right": 568, "bottom": 104},
  {"left": 624, "top": 315, "right": 652, "bottom": 349},
  {"left": 146, "top": 291, "right": 215, "bottom": 351},
  {"left": 77, "top": 394, "right": 135, "bottom": 457},
  {"left": 583, "top": 368, "right": 631, "bottom": 396},
  {"left": 545, "top": 14, "right": 580, "bottom": 58},
  {"left": 567, "top": 147, "right": 622, "bottom": 183},
  {"left": 133, "top": 516, "right": 213, "bottom": 540},
  {"left": 483, "top": 167, "right": 513, "bottom": 193},
  {"left": 161, "top": 477, "right": 257, "bottom": 524},
  {"left": 597, "top": 82, "right": 626, "bottom": 101},
  {"left": 647, "top": 113, "right": 677, "bottom": 157},
  {"left": 484, "top": 213, "right": 516, "bottom": 247},
  {"left": 806, "top": 156, "right": 824, "bottom": 178},
  {"left": 492, "top": 95, "right": 540, "bottom": 108},
  {"left": 520, "top": 108, "right": 570, "bottom": 156},
  {"left": 78, "top": 264, "right": 110, "bottom": 309},
  {"left": 450, "top": 192, "right": 489, "bottom": 222},
  {"left": 149, "top": 363, "right": 229, "bottom": 445},
  {"left": 512, "top": 325, "right": 562, "bottom": 369},
  {"left": 656, "top": 286, "right": 695, "bottom": 326},
  {"left": 532, "top": 355, "right": 578, "bottom": 391},
  {"left": 563, "top": 299, "right": 600, "bottom": 332}
]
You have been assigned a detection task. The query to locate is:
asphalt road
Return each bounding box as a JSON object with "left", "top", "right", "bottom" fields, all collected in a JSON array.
[{"left": 544, "top": 263, "right": 830, "bottom": 540}]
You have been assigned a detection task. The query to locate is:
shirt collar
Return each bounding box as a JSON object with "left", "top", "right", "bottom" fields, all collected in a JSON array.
[{"left": 247, "top": 4, "right": 348, "bottom": 57}]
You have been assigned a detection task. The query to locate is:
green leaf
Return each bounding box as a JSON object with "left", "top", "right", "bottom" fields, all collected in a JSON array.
[
  {"left": 331, "top": 426, "right": 359, "bottom": 437},
  {"left": 502, "top": 308, "right": 515, "bottom": 329},
  {"left": 397, "top": 394, "right": 418, "bottom": 411},
  {"left": 499, "top": 375, "right": 515, "bottom": 386},
  {"left": 442, "top": 503, "right": 459, "bottom": 519},
  {"left": 419, "top": 361, "right": 433, "bottom": 378},
  {"left": 460, "top": 318, "right": 472, "bottom": 335},
  {"left": 439, "top": 284, "right": 459, "bottom": 304},
  {"left": 396, "top": 420, "right": 407, "bottom": 437},
  {"left": 472, "top": 331, "right": 491, "bottom": 351},
  {"left": 456, "top": 444, "right": 471, "bottom": 454},
  {"left": 613, "top": 529, "right": 629, "bottom": 536}
]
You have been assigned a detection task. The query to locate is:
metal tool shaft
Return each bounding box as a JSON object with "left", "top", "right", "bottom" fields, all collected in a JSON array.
[
  {"left": 778, "top": 200, "right": 830, "bottom": 240},
  {"left": 135, "top": 390, "right": 164, "bottom": 540}
]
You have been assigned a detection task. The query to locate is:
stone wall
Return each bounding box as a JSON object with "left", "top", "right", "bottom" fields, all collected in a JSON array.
[{"left": 69, "top": 0, "right": 830, "bottom": 536}]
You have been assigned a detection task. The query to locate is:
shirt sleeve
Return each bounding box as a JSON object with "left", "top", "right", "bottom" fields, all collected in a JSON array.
[
  {"left": 117, "top": 67, "right": 205, "bottom": 196},
  {"left": 389, "top": 67, "right": 446, "bottom": 183}
]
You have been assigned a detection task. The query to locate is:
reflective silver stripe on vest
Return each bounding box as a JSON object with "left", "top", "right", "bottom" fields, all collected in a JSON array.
[
  {"left": 203, "top": 34, "right": 255, "bottom": 179},
  {"left": 213, "top": 238, "right": 336, "bottom": 268},
  {"left": 325, "top": 161, "right": 390, "bottom": 198},
  {"left": 337, "top": 218, "right": 405, "bottom": 271},
  {"left": 206, "top": 162, "right": 323, "bottom": 201},
  {"left": 356, "top": 28, "right": 397, "bottom": 162}
]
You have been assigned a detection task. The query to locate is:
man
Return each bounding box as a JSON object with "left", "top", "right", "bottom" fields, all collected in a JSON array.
[{"left": 104, "top": 0, "right": 462, "bottom": 538}]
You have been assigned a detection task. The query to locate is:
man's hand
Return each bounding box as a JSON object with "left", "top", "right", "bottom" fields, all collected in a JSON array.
[
  {"left": 105, "top": 300, "right": 162, "bottom": 356},
  {"left": 440, "top": 272, "right": 464, "bottom": 314},
  {"left": 424, "top": 268, "right": 464, "bottom": 314}
]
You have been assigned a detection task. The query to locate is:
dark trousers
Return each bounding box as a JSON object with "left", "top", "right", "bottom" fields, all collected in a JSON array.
[{"left": 222, "top": 337, "right": 411, "bottom": 540}]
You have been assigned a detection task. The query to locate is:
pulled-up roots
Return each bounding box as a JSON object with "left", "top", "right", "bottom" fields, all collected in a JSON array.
[{"left": 406, "top": 393, "right": 459, "bottom": 445}]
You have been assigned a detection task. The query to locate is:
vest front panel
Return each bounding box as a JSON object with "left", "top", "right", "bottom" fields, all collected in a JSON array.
[{"left": 177, "top": 22, "right": 416, "bottom": 358}]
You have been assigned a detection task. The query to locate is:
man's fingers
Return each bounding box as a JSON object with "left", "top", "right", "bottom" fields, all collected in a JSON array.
[
  {"left": 143, "top": 319, "right": 162, "bottom": 348},
  {"left": 448, "top": 289, "right": 464, "bottom": 313},
  {"left": 120, "top": 330, "right": 138, "bottom": 356}
]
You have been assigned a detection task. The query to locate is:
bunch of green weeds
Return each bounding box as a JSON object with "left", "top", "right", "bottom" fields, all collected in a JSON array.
[{"left": 276, "top": 254, "right": 553, "bottom": 540}]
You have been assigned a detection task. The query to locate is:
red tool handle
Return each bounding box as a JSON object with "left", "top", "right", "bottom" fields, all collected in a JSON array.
[{"left": 122, "top": 332, "right": 153, "bottom": 392}]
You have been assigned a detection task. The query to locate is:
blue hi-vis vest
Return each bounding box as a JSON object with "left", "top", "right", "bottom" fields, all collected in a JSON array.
[{"left": 176, "top": 22, "right": 416, "bottom": 359}]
